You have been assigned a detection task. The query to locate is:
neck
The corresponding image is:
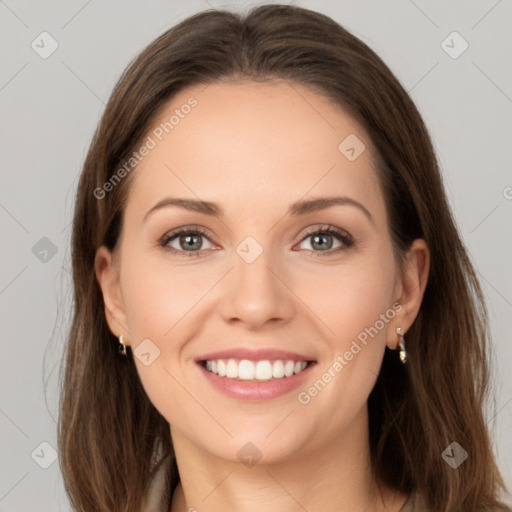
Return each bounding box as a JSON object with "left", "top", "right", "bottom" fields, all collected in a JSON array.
[{"left": 168, "top": 406, "right": 407, "bottom": 512}]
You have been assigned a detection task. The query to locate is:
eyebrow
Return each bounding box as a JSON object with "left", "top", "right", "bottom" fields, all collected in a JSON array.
[{"left": 143, "top": 196, "right": 373, "bottom": 224}]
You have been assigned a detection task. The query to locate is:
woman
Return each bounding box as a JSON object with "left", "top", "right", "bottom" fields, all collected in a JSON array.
[{"left": 58, "top": 4, "right": 511, "bottom": 511}]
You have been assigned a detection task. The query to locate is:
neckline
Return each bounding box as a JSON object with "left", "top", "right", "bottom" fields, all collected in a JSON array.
[
  {"left": 398, "top": 491, "right": 417, "bottom": 512},
  {"left": 144, "top": 458, "right": 420, "bottom": 512}
]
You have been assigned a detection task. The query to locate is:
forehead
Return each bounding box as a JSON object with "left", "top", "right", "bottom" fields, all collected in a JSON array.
[{"left": 124, "top": 80, "right": 385, "bottom": 224}]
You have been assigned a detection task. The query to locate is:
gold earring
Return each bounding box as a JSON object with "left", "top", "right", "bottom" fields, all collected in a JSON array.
[
  {"left": 118, "top": 334, "right": 127, "bottom": 356},
  {"left": 397, "top": 327, "right": 407, "bottom": 364}
]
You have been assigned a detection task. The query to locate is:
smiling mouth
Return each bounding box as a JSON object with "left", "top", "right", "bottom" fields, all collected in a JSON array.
[{"left": 199, "top": 358, "right": 316, "bottom": 382}]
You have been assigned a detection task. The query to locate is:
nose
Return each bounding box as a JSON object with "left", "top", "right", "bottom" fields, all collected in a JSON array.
[{"left": 218, "top": 246, "right": 296, "bottom": 329}]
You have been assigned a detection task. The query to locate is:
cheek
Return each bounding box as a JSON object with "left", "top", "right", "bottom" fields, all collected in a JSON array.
[
  {"left": 293, "top": 255, "right": 397, "bottom": 428},
  {"left": 293, "top": 254, "right": 396, "bottom": 342},
  {"left": 296, "top": 250, "right": 398, "bottom": 419},
  {"left": 118, "top": 247, "right": 221, "bottom": 416},
  {"left": 118, "top": 253, "right": 198, "bottom": 421},
  {"left": 120, "top": 245, "right": 205, "bottom": 339}
]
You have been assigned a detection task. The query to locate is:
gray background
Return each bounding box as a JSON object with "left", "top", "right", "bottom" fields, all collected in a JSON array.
[{"left": 1, "top": 0, "right": 511, "bottom": 509}]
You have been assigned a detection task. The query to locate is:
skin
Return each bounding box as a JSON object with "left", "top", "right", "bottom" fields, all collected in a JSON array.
[{"left": 95, "top": 80, "right": 429, "bottom": 512}]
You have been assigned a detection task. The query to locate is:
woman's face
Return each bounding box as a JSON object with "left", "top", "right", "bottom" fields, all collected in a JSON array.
[{"left": 96, "top": 80, "right": 424, "bottom": 465}]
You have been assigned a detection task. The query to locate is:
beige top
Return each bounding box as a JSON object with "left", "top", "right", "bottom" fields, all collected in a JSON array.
[
  {"left": 142, "top": 458, "right": 429, "bottom": 512},
  {"left": 400, "top": 490, "right": 428, "bottom": 512}
]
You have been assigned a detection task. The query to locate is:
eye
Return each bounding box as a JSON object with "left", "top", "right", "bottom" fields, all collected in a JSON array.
[
  {"left": 295, "top": 225, "right": 354, "bottom": 255},
  {"left": 160, "top": 226, "right": 215, "bottom": 257},
  {"left": 159, "top": 224, "right": 354, "bottom": 258}
]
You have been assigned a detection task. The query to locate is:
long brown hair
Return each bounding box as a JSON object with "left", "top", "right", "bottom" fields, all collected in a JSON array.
[{"left": 58, "top": 4, "right": 511, "bottom": 511}]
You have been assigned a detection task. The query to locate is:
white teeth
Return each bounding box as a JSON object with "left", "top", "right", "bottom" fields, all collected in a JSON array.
[
  {"left": 238, "top": 360, "right": 255, "bottom": 380},
  {"left": 226, "top": 359, "right": 238, "bottom": 378},
  {"left": 284, "top": 360, "right": 295, "bottom": 377},
  {"left": 272, "top": 360, "right": 285, "bottom": 378},
  {"left": 203, "top": 358, "right": 309, "bottom": 380},
  {"left": 255, "top": 361, "right": 273, "bottom": 380}
]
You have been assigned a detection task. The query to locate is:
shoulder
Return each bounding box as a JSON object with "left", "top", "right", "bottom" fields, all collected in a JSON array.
[
  {"left": 399, "top": 490, "right": 429, "bottom": 512},
  {"left": 400, "top": 491, "right": 512, "bottom": 512},
  {"left": 142, "top": 456, "right": 173, "bottom": 512}
]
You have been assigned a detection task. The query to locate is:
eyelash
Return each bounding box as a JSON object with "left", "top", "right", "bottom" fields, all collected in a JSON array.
[{"left": 159, "top": 224, "right": 354, "bottom": 258}]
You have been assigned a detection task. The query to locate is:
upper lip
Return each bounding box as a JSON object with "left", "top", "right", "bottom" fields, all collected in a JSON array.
[{"left": 195, "top": 348, "right": 316, "bottom": 362}]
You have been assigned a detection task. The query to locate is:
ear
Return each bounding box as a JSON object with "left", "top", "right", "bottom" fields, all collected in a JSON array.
[
  {"left": 94, "top": 245, "right": 129, "bottom": 345},
  {"left": 386, "top": 238, "right": 430, "bottom": 350}
]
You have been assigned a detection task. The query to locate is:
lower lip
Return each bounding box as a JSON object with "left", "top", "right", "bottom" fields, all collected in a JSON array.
[{"left": 197, "top": 362, "right": 316, "bottom": 401}]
